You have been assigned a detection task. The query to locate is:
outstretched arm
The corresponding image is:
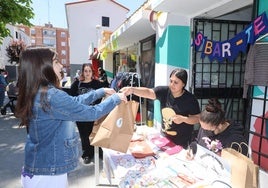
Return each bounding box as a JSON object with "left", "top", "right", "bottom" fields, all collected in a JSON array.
[
  {"left": 120, "top": 86, "right": 156, "bottom": 100},
  {"left": 172, "top": 114, "right": 200, "bottom": 125}
]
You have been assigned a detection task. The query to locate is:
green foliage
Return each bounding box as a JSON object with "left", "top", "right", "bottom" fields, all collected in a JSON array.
[{"left": 0, "top": 0, "right": 34, "bottom": 44}]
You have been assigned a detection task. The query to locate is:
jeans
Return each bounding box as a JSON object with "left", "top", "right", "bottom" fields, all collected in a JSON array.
[{"left": 0, "top": 89, "right": 5, "bottom": 107}]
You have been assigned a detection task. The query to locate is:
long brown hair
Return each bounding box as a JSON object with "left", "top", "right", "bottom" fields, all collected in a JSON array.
[{"left": 15, "top": 47, "right": 60, "bottom": 127}]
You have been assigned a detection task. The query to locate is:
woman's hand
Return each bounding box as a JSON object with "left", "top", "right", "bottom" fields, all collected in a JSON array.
[
  {"left": 172, "top": 115, "right": 186, "bottom": 124},
  {"left": 186, "top": 147, "right": 195, "bottom": 160},
  {"left": 116, "top": 92, "right": 128, "bottom": 102},
  {"left": 119, "top": 87, "right": 132, "bottom": 96},
  {"left": 103, "top": 88, "right": 116, "bottom": 96},
  {"left": 172, "top": 114, "right": 200, "bottom": 125}
]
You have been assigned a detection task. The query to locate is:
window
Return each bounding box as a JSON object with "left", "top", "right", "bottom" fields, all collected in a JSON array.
[
  {"left": 43, "top": 38, "right": 56, "bottom": 47},
  {"left": 61, "top": 50, "right": 66, "bottom": 56},
  {"left": 43, "top": 29, "right": 56, "bottom": 37},
  {"left": 61, "top": 59, "right": 66, "bottom": 65},
  {"left": 31, "top": 39, "right": 36, "bottom": 44},
  {"left": 61, "top": 32, "right": 66, "bottom": 38},
  {"left": 31, "top": 29, "right": 36, "bottom": 35},
  {"left": 61, "top": 42, "right": 66, "bottom": 46},
  {"left": 192, "top": 18, "right": 250, "bottom": 124},
  {"left": 102, "top": 16, "right": 110, "bottom": 27}
]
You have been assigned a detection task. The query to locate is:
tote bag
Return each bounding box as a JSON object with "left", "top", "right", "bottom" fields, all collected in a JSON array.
[{"left": 91, "top": 101, "right": 139, "bottom": 153}]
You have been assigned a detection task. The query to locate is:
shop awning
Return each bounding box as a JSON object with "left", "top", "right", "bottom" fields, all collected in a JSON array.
[{"left": 99, "top": 0, "right": 253, "bottom": 52}]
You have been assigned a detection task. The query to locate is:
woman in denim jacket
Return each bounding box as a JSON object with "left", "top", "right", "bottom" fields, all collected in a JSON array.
[{"left": 15, "top": 47, "right": 127, "bottom": 188}]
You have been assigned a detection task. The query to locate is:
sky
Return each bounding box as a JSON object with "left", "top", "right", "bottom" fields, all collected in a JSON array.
[{"left": 30, "top": 0, "right": 147, "bottom": 28}]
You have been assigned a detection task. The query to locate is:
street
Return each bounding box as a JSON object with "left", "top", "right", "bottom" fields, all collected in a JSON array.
[{"left": 0, "top": 105, "right": 112, "bottom": 188}]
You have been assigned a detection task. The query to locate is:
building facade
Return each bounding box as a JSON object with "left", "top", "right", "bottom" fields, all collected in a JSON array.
[
  {"left": 0, "top": 23, "right": 70, "bottom": 82},
  {"left": 18, "top": 23, "right": 70, "bottom": 74},
  {"left": 65, "top": 0, "right": 129, "bottom": 78}
]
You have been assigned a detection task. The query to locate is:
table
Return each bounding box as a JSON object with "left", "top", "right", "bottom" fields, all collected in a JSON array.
[{"left": 99, "top": 125, "right": 232, "bottom": 187}]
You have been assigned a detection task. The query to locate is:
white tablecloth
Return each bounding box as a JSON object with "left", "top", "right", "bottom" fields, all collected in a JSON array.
[{"left": 101, "top": 126, "right": 231, "bottom": 187}]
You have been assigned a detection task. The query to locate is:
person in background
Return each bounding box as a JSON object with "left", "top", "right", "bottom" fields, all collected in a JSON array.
[
  {"left": 195, "top": 98, "right": 248, "bottom": 156},
  {"left": 0, "top": 69, "right": 8, "bottom": 108},
  {"left": 120, "top": 68, "right": 200, "bottom": 148},
  {"left": 15, "top": 47, "right": 127, "bottom": 188},
  {"left": 98, "top": 67, "right": 109, "bottom": 87},
  {"left": 69, "top": 63, "right": 105, "bottom": 164}
]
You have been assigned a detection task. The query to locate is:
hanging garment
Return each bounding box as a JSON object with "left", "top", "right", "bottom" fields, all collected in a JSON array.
[{"left": 243, "top": 44, "right": 268, "bottom": 98}]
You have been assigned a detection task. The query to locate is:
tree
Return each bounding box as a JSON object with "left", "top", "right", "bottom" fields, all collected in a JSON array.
[{"left": 0, "top": 0, "right": 34, "bottom": 44}]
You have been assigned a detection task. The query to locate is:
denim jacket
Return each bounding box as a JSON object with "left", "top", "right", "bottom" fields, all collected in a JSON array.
[{"left": 23, "top": 86, "right": 121, "bottom": 175}]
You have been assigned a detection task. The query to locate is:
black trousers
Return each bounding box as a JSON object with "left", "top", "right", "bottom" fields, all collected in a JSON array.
[{"left": 76, "top": 121, "right": 94, "bottom": 158}]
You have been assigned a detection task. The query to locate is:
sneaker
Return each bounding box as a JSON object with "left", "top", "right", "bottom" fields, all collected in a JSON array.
[{"left": 1, "top": 107, "right": 6, "bottom": 115}]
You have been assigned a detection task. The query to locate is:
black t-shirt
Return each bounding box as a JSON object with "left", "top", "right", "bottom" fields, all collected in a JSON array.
[
  {"left": 69, "top": 79, "right": 104, "bottom": 124},
  {"left": 69, "top": 79, "right": 104, "bottom": 106},
  {"left": 196, "top": 121, "right": 248, "bottom": 156},
  {"left": 153, "top": 86, "right": 200, "bottom": 148},
  {"left": 69, "top": 79, "right": 104, "bottom": 97}
]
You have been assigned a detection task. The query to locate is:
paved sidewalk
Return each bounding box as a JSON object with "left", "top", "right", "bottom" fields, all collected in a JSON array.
[{"left": 0, "top": 108, "right": 114, "bottom": 188}]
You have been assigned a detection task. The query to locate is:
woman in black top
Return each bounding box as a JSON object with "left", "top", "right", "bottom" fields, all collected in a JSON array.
[
  {"left": 196, "top": 98, "right": 248, "bottom": 155},
  {"left": 69, "top": 63, "right": 106, "bottom": 164},
  {"left": 120, "top": 68, "right": 200, "bottom": 148}
]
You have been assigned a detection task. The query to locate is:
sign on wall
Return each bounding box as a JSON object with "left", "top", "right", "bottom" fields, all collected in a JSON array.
[{"left": 193, "top": 12, "right": 268, "bottom": 62}]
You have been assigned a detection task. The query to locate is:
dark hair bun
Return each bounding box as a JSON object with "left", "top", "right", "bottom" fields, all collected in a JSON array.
[{"left": 206, "top": 98, "right": 222, "bottom": 113}]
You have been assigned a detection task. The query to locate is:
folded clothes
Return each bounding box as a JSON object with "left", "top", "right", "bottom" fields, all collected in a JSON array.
[{"left": 150, "top": 135, "right": 183, "bottom": 155}]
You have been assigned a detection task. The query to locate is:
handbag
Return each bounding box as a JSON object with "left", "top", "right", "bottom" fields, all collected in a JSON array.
[
  {"left": 90, "top": 101, "right": 139, "bottom": 153},
  {"left": 221, "top": 142, "right": 259, "bottom": 188}
]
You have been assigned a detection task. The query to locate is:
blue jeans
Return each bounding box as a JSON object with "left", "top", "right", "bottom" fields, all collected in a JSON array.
[{"left": 0, "top": 89, "right": 5, "bottom": 107}]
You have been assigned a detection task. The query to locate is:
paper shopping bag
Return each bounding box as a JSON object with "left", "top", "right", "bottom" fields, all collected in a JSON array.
[
  {"left": 89, "top": 101, "right": 139, "bottom": 143},
  {"left": 89, "top": 115, "right": 107, "bottom": 143},
  {"left": 221, "top": 148, "right": 259, "bottom": 188},
  {"left": 91, "top": 101, "right": 138, "bottom": 153}
]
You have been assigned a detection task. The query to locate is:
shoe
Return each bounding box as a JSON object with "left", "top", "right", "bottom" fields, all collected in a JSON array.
[
  {"left": 83, "top": 156, "right": 93, "bottom": 164},
  {"left": 1, "top": 107, "right": 6, "bottom": 115}
]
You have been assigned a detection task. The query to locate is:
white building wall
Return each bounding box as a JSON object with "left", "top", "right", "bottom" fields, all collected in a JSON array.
[{"left": 66, "top": 0, "right": 128, "bottom": 66}]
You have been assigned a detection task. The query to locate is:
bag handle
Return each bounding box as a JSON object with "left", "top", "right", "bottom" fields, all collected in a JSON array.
[
  {"left": 230, "top": 141, "right": 250, "bottom": 157},
  {"left": 230, "top": 142, "right": 242, "bottom": 153},
  {"left": 240, "top": 141, "right": 251, "bottom": 158}
]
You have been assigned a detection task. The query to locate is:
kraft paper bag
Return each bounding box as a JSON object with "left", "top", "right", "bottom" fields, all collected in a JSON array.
[
  {"left": 89, "top": 115, "right": 107, "bottom": 143},
  {"left": 91, "top": 101, "right": 139, "bottom": 153},
  {"left": 221, "top": 147, "right": 259, "bottom": 188}
]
